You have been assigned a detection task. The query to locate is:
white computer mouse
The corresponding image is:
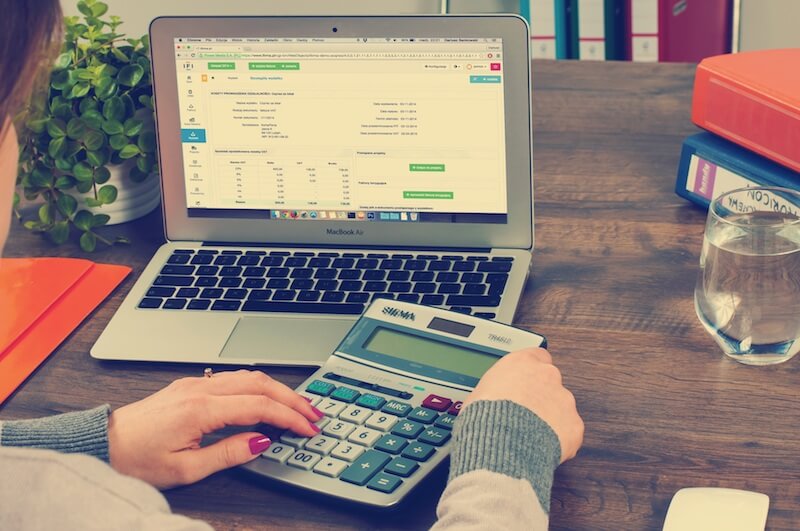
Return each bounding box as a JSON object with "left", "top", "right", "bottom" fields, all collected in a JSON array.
[{"left": 663, "top": 488, "right": 769, "bottom": 531}]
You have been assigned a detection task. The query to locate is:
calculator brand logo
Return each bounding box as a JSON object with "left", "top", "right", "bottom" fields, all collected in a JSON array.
[
  {"left": 488, "top": 334, "right": 512, "bottom": 345},
  {"left": 382, "top": 307, "right": 416, "bottom": 321}
]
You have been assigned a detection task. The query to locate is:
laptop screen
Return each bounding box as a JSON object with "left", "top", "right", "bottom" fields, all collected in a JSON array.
[{"left": 174, "top": 36, "right": 507, "bottom": 225}]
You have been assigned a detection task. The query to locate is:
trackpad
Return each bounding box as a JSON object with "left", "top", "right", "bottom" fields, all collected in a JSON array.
[{"left": 219, "top": 317, "right": 354, "bottom": 365}]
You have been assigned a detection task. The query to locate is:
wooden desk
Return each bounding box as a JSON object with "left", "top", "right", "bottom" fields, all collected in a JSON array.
[{"left": 3, "top": 60, "right": 798, "bottom": 530}]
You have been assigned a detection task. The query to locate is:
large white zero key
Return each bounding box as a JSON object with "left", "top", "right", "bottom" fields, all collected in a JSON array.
[
  {"left": 317, "top": 399, "right": 347, "bottom": 418},
  {"left": 339, "top": 405, "right": 372, "bottom": 425},
  {"left": 322, "top": 419, "right": 357, "bottom": 439},
  {"left": 313, "top": 457, "right": 349, "bottom": 478},
  {"left": 365, "top": 412, "right": 399, "bottom": 431},
  {"left": 286, "top": 450, "right": 322, "bottom": 471},
  {"left": 260, "top": 443, "right": 294, "bottom": 463},
  {"left": 305, "top": 435, "right": 338, "bottom": 456}
]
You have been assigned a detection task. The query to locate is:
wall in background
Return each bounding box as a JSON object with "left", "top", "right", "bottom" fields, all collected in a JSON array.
[
  {"left": 738, "top": 0, "right": 800, "bottom": 51},
  {"left": 61, "top": 0, "right": 518, "bottom": 38}
]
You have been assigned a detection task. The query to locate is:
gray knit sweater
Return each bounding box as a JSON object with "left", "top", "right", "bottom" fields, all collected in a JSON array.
[{"left": 0, "top": 400, "right": 560, "bottom": 530}]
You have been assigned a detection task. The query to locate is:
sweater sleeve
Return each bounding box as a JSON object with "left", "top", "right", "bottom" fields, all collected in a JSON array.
[
  {"left": 0, "top": 405, "right": 111, "bottom": 462},
  {"left": 431, "top": 400, "right": 561, "bottom": 531}
]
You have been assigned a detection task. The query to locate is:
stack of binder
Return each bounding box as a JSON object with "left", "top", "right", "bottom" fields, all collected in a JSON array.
[
  {"left": 521, "top": 0, "right": 732, "bottom": 62},
  {"left": 674, "top": 48, "right": 800, "bottom": 210}
]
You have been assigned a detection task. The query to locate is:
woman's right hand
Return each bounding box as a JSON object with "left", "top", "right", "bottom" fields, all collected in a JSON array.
[
  {"left": 108, "top": 369, "right": 323, "bottom": 489},
  {"left": 463, "top": 347, "right": 584, "bottom": 463}
]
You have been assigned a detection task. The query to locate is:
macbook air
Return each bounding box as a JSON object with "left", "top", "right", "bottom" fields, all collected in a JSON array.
[{"left": 91, "top": 15, "right": 535, "bottom": 366}]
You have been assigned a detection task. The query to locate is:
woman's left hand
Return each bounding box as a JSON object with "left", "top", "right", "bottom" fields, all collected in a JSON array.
[{"left": 108, "top": 369, "right": 322, "bottom": 489}]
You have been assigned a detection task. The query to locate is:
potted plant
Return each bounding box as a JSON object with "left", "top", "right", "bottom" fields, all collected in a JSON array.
[{"left": 15, "top": 0, "right": 158, "bottom": 252}]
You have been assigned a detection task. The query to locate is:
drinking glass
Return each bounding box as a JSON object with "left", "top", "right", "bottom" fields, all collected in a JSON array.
[{"left": 694, "top": 186, "right": 800, "bottom": 365}]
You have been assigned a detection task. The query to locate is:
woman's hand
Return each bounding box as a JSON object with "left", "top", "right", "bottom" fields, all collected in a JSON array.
[
  {"left": 463, "top": 347, "right": 584, "bottom": 463},
  {"left": 108, "top": 369, "right": 322, "bottom": 489}
]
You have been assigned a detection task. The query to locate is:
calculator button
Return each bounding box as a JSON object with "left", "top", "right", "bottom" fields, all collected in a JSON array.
[
  {"left": 261, "top": 443, "right": 294, "bottom": 463},
  {"left": 391, "top": 420, "right": 425, "bottom": 439},
  {"left": 384, "top": 457, "right": 420, "bottom": 478},
  {"left": 434, "top": 414, "right": 457, "bottom": 430},
  {"left": 313, "top": 457, "right": 349, "bottom": 478},
  {"left": 422, "top": 394, "right": 453, "bottom": 412},
  {"left": 306, "top": 380, "right": 335, "bottom": 397},
  {"left": 367, "top": 473, "right": 403, "bottom": 494},
  {"left": 339, "top": 405, "right": 372, "bottom": 425},
  {"left": 331, "top": 441, "right": 365, "bottom": 462},
  {"left": 316, "top": 399, "right": 347, "bottom": 417},
  {"left": 374, "top": 434, "right": 408, "bottom": 455},
  {"left": 347, "top": 427, "right": 382, "bottom": 447},
  {"left": 330, "top": 386, "right": 361, "bottom": 403},
  {"left": 322, "top": 419, "right": 357, "bottom": 439},
  {"left": 298, "top": 392, "right": 321, "bottom": 406},
  {"left": 448, "top": 401, "right": 463, "bottom": 416},
  {"left": 355, "top": 393, "right": 387, "bottom": 410},
  {"left": 407, "top": 407, "right": 439, "bottom": 424},
  {"left": 279, "top": 432, "right": 310, "bottom": 449},
  {"left": 287, "top": 450, "right": 323, "bottom": 471},
  {"left": 340, "top": 450, "right": 392, "bottom": 486},
  {"left": 418, "top": 427, "right": 451, "bottom": 447},
  {"left": 305, "top": 435, "right": 339, "bottom": 456},
  {"left": 314, "top": 417, "right": 331, "bottom": 430},
  {"left": 365, "top": 412, "right": 399, "bottom": 432},
  {"left": 381, "top": 400, "right": 413, "bottom": 417},
  {"left": 402, "top": 442, "right": 436, "bottom": 462}
]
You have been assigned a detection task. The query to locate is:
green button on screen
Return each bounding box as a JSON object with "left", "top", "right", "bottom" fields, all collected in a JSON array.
[
  {"left": 207, "top": 62, "right": 235, "bottom": 70},
  {"left": 403, "top": 191, "right": 454, "bottom": 200},
  {"left": 248, "top": 62, "right": 300, "bottom": 70},
  {"left": 409, "top": 164, "right": 445, "bottom": 172}
]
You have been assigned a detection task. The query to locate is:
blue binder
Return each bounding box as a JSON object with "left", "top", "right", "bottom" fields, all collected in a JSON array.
[{"left": 520, "top": 0, "right": 571, "bottom": 59}]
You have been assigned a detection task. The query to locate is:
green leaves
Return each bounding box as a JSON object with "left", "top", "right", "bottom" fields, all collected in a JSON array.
[
  {"left": 73, "top": 161, "right": 94, "bottom": 182},
  {"left": 119, "top": 144, "right": 140, "bottom": 159},
  {"left": 47, "top": 119, "right": 67, "bottom": 138},
  {"left": 102, "top": 96, "right": 125, "bottom": 121},
  {"left": 80, "top": 231, "right": 97, "bottom": 252},
  {"left": 117, "top": 64, "right": 144, "bottom": 87},
  {"left": 98, "top": 184, "right": 117, "bottom": 204},
  {"left": 57, "top": 194, "right": 78, "bottom": 217}
]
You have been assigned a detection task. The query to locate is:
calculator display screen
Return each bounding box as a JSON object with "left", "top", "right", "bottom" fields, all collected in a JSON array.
[{"left": 363, "top": 327, "right": 499, "bottom": 379}]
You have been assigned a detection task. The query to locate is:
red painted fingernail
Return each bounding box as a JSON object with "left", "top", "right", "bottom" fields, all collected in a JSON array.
[
  {"left": 311, "top": 406, "right": 324, "bottom": 419},
  {"left": 309, "top": 422, "right": 321, "bottom": 433},
  {"left": 302, "top": 396, "right": 312, "bottom": 402},
  {"left": 249, "top": 435, "right": 271, "bottom": 455}
]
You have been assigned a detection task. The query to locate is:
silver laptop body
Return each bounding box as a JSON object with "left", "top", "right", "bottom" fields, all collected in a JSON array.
[{"left": 92, "top": 15, "right": 535, "bottom": 366}]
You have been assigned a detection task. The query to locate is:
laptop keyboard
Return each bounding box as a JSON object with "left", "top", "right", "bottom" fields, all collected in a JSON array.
[{"left": 138, "top": 249, "right": 514, "bottom": 318}]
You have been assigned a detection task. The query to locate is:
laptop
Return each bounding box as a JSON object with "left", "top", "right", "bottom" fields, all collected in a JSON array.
[{"left": 91, "top": 15, "right": 535, "bottom": 366}]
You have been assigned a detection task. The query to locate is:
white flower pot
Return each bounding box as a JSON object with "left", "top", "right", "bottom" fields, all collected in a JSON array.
[{"left": 69, "top": 159, "right": 160, "bottom": 225}]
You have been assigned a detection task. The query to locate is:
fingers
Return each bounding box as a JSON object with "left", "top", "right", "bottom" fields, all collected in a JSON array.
[
  {"left": 172, "top": 431, "right": 268, "bottom": 486},
  {"left": 187, "top": 370, "right": 321, "bottom": 421},
  {"left": 201, "top": 394, "right": 320, "bottom": 438}
]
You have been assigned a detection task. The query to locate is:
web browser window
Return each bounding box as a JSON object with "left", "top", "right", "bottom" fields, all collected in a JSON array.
[{"left": 174, "top": 37, "right": 507, "bottom": 223}]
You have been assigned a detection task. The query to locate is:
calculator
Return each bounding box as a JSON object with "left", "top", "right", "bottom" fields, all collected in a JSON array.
[{"left": 241, "top": 299, "right": 546, "bottom": 508}]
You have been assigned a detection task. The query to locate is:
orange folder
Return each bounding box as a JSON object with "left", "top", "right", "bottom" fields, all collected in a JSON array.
[{"left": 0, "top": 258, "right": 130, "bottom": 404}]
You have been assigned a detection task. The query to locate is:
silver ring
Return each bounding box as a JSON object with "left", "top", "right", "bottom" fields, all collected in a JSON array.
[{"left": 203, "top": 367, "right": 213, "bottom": 378}]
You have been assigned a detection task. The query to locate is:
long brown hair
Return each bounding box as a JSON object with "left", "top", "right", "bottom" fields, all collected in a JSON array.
[{"left": 0, "top": 0, "right": 63, "bottom": 139}]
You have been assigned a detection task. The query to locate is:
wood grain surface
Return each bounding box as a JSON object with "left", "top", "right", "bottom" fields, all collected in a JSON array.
[{"left": 3, "top": 60, "right": 798, "bottom": 530}]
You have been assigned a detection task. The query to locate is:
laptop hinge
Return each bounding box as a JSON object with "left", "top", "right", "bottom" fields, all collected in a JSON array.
[{"left": 200, "top": 242, "right": 493, "bottom": 253}]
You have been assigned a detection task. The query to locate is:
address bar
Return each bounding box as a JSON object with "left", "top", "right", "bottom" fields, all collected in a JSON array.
[{"left": 196, "top": 52, "right": 487, "bottom": 59}]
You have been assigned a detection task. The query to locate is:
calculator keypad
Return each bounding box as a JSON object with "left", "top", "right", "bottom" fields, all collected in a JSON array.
[{"left": 261, "top": 379, "right": 460, "bottom": 498}]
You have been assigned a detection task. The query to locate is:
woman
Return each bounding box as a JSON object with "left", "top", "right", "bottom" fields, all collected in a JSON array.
[{"left": 0, "top": 1, "right": 583, "bottom": 529}]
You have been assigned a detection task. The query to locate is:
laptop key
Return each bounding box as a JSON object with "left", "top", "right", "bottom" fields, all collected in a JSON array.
[
  {"left": 411, "top": 271, "right": 434, "bottom": 282},
  {"left": 190, "top": 254, "right": 213, "bottom": 265},
  {"left": 477, "top": 261, "right": 513, "bottom": 273},
  {"left": 421, "top": 294, "right": 445, "bottom": 306},
  {"left": 486, "top": 273, "right": 509, "bottom": 285},
  {"left": 267, "top": 267, "right": 290, "bottom": 278},
  {"left": 237, "top": 255, "right": 261, "bottom": 266},
  {"left": 342, "top": 253, "right": 364, "bottom": 258},
  {"left": 176, "top": 287, "right": 200, "bottom": 298},
  {"left": 364, "top": 281, "right": 388, "bottom": 292},
  {"left": 187, "top": 299, "right": 211, "bottom": 310},
  {"left": 243, "top": 266, "right": 266, "bottom": 277},
  {"left": 273, "top": 290, "right": 296, "bottom": 301},
  {"left": 379, "top": 259, "right": 402, "bottom": 270},
  {"left": 452, "top": 261, "right": 475, "bottom": 272},
  {"left": 346, "top": 292, "right": 369, "bottom": 303},
  {"left": 388, "top": 282, "right": 412, "bottom": 293},
  {"left": 436, "top": 272, "right": 458, "bottom": 283},
  {"left": 200, "top": 288, "right": 224, "bottom": 299},
  {"left": 196, "top": 265, "right": 219, "bottom": 276},
  {"left": 463, "top": 284, "right": 486, "bottom": 295},
  {"left": 290, "top": 268, "right": 314, "bottom": 279},
  {"left": 488, "top": 284, "right": 505, "bottom": 296},
  {"left": 138, "top": 297, "right": 163, "bottom": 309},
  {"left": 492, "top": 256, "right": 514, "bottom": 261},
  {"left": 247, "top": 289, "right": 272, "bottom": 301},
  {"left": 270, "top": 251, "right": 291, "bottom": 256},
  {"left": 163, "top": 298, "right": 187, "bottom": 310},
  {"left": 154, "top": 275, "right": 194, "bottom": 287},
  {"left": 245, "top": 250, "right": 267, "bottom": 256},
  {"left": 403, "top": 260, "right": 426, "bottom": 271},
  {"left": 260, "top": 256, "right": 284, "bottom": 266},
  {"left": 308, "top": 257, "right": 331, "bottom": 268},
  {"left": 437, "top": 283, "right": 460, "bottom": 294},
  {"left": 194, "top": 277, "right": 218, "bottom": 287},
  {"left": 460, "top": 273, "right": 484, "bottom": 283},
  {"left": 387, "top": 270, "right": 410, "bottom": 281},
  {"left": 396, "top": 294, "right": 420, "bottom": 303},
  {"left": 293, "top": 251, "right": 315, "bottom": 257},
  {"left": 224, "top": 289, "right": 247, "bottom": 300},
  {"left": 211, "top": 300, "right": 241, "bottom": 311},
  {"left": 322, "top": 291, "right": 345, "bottom": 302},
  {"left": 197, "top": 249, "right": 218, "bottom": 254},
  {"left": 219, "top": 277, "right": 242, "bottom": 288},
  {"left": 297, "top": 291, "right": 321, "bottom": 302},
  {"left": 355, "top": 259, "right": 379, "bottom": 269},
  {"left": 243, "top": 278, "right": 265, "bottom": 289},
  {"left": 213, "top": 255, "right": 237, "bottom": 266},
  {"left": 450, "top": 306, "right": 472, "bottom": 314},
  {"left": 267, "top": 278, "right": 290, "bottom": 289},
  {"left": 475, "top": 312, "right": 497, "bottom": 319},
  {"left": 285, "top": 257, "right": 308, "bottom": 267},
  {"left": 221, "top": 250, "right": 242, "bottom": 255},
  {"left": 166, "top": 254, "right": 191, "bottom": 264},
  {"left": 314, "top": 268, "right": 337, "bottom": 279},
  {"left": 219, "top": 266, "right": 243, "bottom": 277},
  {"left": 332, "top": 258, "right": 355, "bottom": 268},
  {"left": 314, "top": 279, "right": 339, "bottom": 291},
  {"left": 427, "top": 260, "right": 451, "bottom": 271},
  {"left": 242, "top": 301, "right": 365, "bottom": 315},
  {"left": 338, "top": 269, "right": 361, "bottom": 280},
  {"left": 291, "top": 279, "right": 314, "bottom": 290},
  {"left": 147, "top": 287, "right": 175, "bottom": 297},
  {"left": 446, "top": 295, "right": 501, "bottom": 307},
  {"left": 340, "top": 280, "right": 363, "bottom": 292},
  {"left": 413, "top": 283, "right": 436, "bottom": 294},
  {"left": 362, "top": 270, "right": 386, "bottom": 281}
]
